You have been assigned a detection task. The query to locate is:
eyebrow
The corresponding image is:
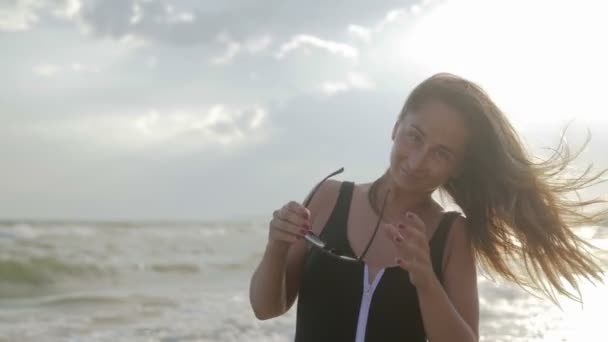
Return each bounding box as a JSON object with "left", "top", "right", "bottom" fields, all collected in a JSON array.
[{"left": 410, "top": 124, "right": 457, "bottom": 156}]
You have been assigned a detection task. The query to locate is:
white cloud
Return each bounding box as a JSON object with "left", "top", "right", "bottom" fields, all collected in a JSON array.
[
  {"left": 26, "top": 105, "right": 269, "bottom": 150},
  {"left": 118, "top": 33, "right": 149, "bottom": 50},
  {"left": 130, "top": 1, "right": 143, "bottom": 25},
  {"left": 70, "top": 63, "right": 100, "bottom": 73},
  {"left": 131, "top": 105, "right": 269, "bottom": 146},
  {"left": 321, "top": 72, "right": 375, "bottom": 95},
  {"left": 211, "top": 34, "right": 272, "bottom": 65},
  {"left": 245, "top": 35, "right": 272, "bottom": 53},
  {"left": 0, "top": 0, "right": 82, "bottom": 31},
  {"left": 32, "top": 62, "right": 100, "bottom": 77},
  {"left": 275, "top": 34, "right": 359, "bottom": 60},
  {"left": 51, "top": 0, "right": 81, "bottom": 19},
  {"left": 32, "top": 64, "right": 61, "bottom": 77},
  {"left": 347, "top": 25, "right": 371, "bottom": 42},
  {"left": 0, "top": 0, "right": 40, "bottom": 31},
  {"left": 165, "top": 4, "right": 195, "bottom": 24},
  {"left": 344, "top": 1, "right": 437, "bottom": 42},
  {"left": 211, "top": 38, "right": 241, "bottom": 65}
]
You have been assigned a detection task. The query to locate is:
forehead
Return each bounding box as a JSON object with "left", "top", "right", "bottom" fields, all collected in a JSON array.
[{"left": 401, "top": 100, "right": 469, "bottom": 152}]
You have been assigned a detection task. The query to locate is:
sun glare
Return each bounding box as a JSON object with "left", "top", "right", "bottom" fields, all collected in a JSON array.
[{"left": 402, "top": 0, "right": 608, "bottom": 129}]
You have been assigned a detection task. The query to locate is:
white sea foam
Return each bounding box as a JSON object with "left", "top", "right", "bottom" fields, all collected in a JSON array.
[{"left": 0, "top": 221, "right": 606, "bottom": 341}]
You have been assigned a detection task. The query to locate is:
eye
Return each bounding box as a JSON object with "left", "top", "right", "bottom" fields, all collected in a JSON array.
[
  {"left": 434, "top": 148, "right": 452, "bottom": 161},
  {"left": 406, "top": 131, "right": 422, "bottom": 144}
]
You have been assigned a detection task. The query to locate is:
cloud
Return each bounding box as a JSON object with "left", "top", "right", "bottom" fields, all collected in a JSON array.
[
  {"left": 321, "top": 72, "right": 375, "bottom": 95},
  {"left": 32, "top": 62, "right": 100, "bottom": 77},
  {"left": 32, "top": 63, "right": 61, "bottom": 77},
  {"left": 51, "top": 0, "right": 80, "bottom": 19},
  {"left": 245, "top": 35, "right": 272, "bottom": 53},
  {"left": 375, "top": 8, "right": 409, "bottom": 32},
  {"left": 71, "top": 0, "right": 417, "bottom": 46},
  {"left": 211, "top": 38, "right": 241, "bottom": 65},
  {"left": 0, "top": 0, "right": 82, "bottom": 31},
  {"left": 344, "top": 1, "right": 436, "bottom": 43},
  {"left": 0, "top": 0, "right": 41, "bottom": 31},
  {"left": 347, "top": 25, "right": 372, "bottom": 42},
  {"left": 23, "top": 105, "right": 270, "bottom": 151},
  {"left": 133, "top": 106, "right": 267, "bottom": 146},
  {"left": 210, "top": 34, "right": 272, "bottom": 65},
  {"left": 275, "top": 34, "right": 358, "bottom": 60}
]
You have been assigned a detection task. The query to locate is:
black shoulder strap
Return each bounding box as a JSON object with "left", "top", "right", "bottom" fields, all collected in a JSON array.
[
  {"left": 430, "top": 211, "right": 461, "bottom": 284},
  {"left": 319, "top": 181, "right": 355, "bottom": 254}
]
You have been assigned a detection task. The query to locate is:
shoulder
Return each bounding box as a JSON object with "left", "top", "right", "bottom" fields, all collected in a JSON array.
[
  {"left": 306, "top": 178, "right": 343, "bottom": 202},
  {"left": 443, "top": 212, "right": 472, "bottom": 267},
  {"left": 305, "top": 180, "right": 352, "bottom": 234},
  {"left": 442, "top": 212, "right": 474, "bottom": 268}
]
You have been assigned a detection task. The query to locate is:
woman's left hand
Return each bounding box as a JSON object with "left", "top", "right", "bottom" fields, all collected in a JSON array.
[{"left": 384, "top": 211, "right": 438, "bottom": 292}]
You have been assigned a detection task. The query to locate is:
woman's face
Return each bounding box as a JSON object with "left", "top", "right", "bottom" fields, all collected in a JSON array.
[{"left": 389, "top": 100, "right": 469, "bottom": 193}]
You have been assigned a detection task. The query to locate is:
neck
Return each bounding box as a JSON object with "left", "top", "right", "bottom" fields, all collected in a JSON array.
[{"left": 371, "top": 175, "right": 433, "bottom": 222}]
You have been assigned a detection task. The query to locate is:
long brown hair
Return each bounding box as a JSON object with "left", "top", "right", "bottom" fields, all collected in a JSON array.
[{"left": 390, "top": 73, "right": 607, "bottom": 302}]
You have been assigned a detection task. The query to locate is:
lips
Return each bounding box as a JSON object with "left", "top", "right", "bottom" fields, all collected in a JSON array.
[{"left": 399, "top": 166, "right": 423, "bottom": 180}]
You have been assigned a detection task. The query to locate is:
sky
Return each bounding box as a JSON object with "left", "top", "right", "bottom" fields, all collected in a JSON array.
[{"left": 1, "top": 0, "right": 607, "bottom": 222}]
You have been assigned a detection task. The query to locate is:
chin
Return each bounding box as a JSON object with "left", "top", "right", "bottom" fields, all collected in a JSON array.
[
  {"left": 388, "top": 168, "right": 439, "bottom": 193},
  {"left": 389, "top": 168, "right": 420, "bottom": 189}
]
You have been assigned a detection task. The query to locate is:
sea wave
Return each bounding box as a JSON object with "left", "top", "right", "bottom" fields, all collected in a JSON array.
[{"left": 0, "top": 257, "right": 110, "bottom": 286}]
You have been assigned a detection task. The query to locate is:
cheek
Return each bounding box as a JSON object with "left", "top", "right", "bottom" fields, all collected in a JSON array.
[
  {"left": 389, "top": 144, "right": 402, "bottom": 163},
  {"left": 428, "top": 161, "right": 456, "bottom": 182},
  {"left": 391, "top": 141, "right": 410, "bottom": 159}
]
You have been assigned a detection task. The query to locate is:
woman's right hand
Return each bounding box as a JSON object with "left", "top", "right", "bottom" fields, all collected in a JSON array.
[{"left": 268, "top": 201, "right": 311, "bottom": 248}]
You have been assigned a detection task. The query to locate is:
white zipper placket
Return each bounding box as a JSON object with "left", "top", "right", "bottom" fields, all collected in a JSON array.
[{"left": 354, "top": 265, "right": 385, "bottom": 342}]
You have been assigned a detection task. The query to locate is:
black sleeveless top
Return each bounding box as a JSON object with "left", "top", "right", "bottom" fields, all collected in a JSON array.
[{"left": 295, "top": 182, "right": 459, "bottom": 342}]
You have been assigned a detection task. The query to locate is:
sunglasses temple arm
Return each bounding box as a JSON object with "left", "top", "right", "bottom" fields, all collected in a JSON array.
[
  {"left": 358, "top": 187, "right": 390, "bottom": 262},
  {"left": 303, "top": 167, "right": 345, "bottom": 208}
]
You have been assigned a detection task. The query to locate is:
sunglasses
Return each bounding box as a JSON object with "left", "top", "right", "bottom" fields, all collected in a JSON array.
[{"left": 302, "top": 167, "right": 389, "bottom": 263}]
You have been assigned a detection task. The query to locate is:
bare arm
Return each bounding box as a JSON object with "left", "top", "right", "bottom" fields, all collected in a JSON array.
[
  {"left": 249, "top": 180, "right": 340, "bottom": 320},
  {"left": 419, "top": 216, "right": 479, "bottom": 342},
  {"left": 249, "top": 238, "right": 308, "bottom": 320}
]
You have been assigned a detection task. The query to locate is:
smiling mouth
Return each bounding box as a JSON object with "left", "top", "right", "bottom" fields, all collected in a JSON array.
[{"left": 400, "top": 166, "right": 422, "bottom": 179}]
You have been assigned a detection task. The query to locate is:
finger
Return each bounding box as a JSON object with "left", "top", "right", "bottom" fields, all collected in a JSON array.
[
  {"left": 403, "top": 241, "right": 430, "bottom": 263},
  {"left": 383, "top": 224, "right": 402, "bottom": 243},
  {"left": 286, "top": 201, "right": 311, "bottom": 220},
  {"left": 398, "top": 223, "right": 428, "bottom": 249},
  {"left": 269, "top": 227, "right": 301, "bottom": 243},
  {"left": 277, "top": 206, "right": 310, "bottom": 230},
  {"left": 395, "top": 257, "right": 424, "bottom": 274},
  {"left": 385, "top": 225, "right": 414, "bottom": 258},
  {"left": 389, "top": 228, "right": 430, "bottom": 262},
  {"left": 271, "top": 216, "right": 309, "bottom": 237},
  {"left": 404, "top": 212, "right": 426, "bottom": 233}
]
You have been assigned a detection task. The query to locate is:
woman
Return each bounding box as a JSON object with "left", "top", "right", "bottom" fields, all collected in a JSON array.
[{"left": 248, "top": 73, "right": 607, "bottom": 342}]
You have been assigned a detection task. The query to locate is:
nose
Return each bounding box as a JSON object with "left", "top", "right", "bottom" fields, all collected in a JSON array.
[{"left": 406, "top": 150, "right": 428, "bottom": 174}]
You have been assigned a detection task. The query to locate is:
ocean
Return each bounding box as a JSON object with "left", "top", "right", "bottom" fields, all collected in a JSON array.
[{"left": 0, "top": 221, "right": 607, "bottom": 342}]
